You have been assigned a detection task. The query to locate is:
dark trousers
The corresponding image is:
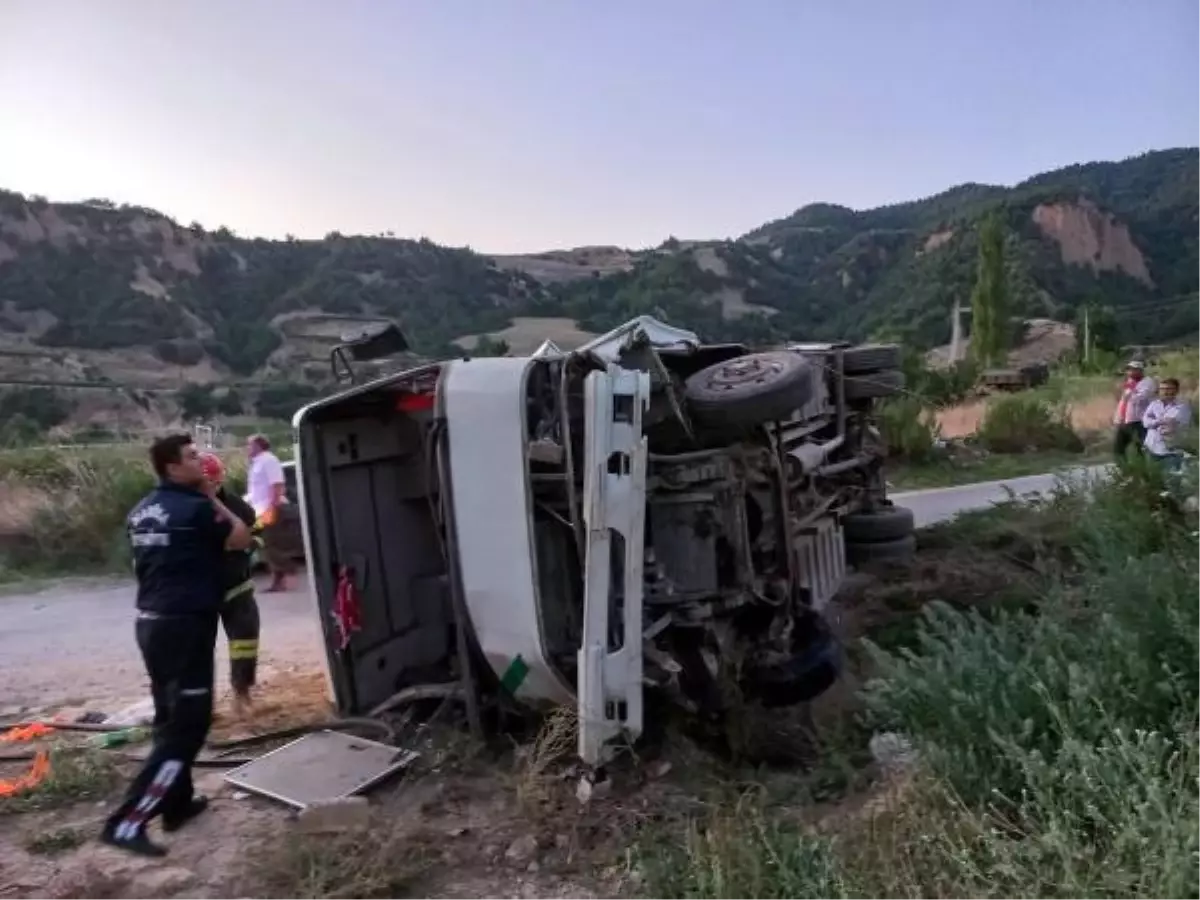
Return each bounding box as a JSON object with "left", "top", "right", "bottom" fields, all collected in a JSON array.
[
  {"left": 105, "top": 613, "right": 217, "bottom": 837},
  {"left": 220, "top": 590, "right": 261, "bottom": 694},
  {"left": 262, "top": 506, "right": 302, "bottom": 577},
  {"left": 1114, "top": 422, "right": 1146, "bottom": 460}
]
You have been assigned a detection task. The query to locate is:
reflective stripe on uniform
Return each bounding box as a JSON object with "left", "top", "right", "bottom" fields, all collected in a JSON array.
[
  {"left": 228, "top": 639, "right": 259, "bottom": 660},
  {"left": 224, "top": 579, "right": 254, "bottom": 603}
]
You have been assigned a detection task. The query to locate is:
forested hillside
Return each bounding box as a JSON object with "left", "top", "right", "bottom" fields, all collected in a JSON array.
[{"left": 0, "top": 147, "right": 1194, "bottom": 388}]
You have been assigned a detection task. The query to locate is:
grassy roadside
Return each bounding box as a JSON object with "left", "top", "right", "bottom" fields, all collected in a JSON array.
[
  {"left": 0, "top": 446, "right": 253, "bottom": 584},
  {"left": 638, "top": 459, "right": 1199, "bottom": 898}
]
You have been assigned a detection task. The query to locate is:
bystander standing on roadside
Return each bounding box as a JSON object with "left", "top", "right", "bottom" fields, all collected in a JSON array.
[
  {"left": 100, "top": 434, "right": 252, "bottom": 857},
  {"left": 1142, "top": 377, "right": 1192, "bottom": 472},
  {"left": 1112, "top": 360, "right": 1157, "bottom": 461},
  {"left": 246, "top": 434, "right": 296, "bottom": 592}
]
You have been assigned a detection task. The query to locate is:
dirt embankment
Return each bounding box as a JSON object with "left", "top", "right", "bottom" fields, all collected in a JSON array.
[
  {"left": 936, "top": 392, "right": 1116, "bottom": 439},
  {"left": 926, "top": 318, "right": 1077, "bottom": 371}
]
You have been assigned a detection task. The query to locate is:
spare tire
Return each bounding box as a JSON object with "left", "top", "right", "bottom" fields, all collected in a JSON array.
[
  {"left": 842, "top": 505, "right": 915, "bottom": 543},
  {"left": 844, "top": 368, "right": 905, "bottom": 401},
  {"left": 842, "top": 343, "right": 901, "bottom": 374},
  {"left": 685, "top": 351, "right": 814, "bottom": 429}
]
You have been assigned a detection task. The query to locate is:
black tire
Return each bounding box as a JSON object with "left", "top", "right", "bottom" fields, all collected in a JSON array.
[
  {"left": 842, "top": 505, "right": 914, "bottom": 543},
  {"left": 846, "top": 535, "right": 916, "bottom": 566},
  {"left": 742, "top": 627, "right": 842, "bottom": 709},
  {"left": 685, "top": 351, "right": 814, "bottom": 429},
  {"left": 844, "top": 368, "right": 905, "bottom": 401},
  {"left": 842, "top": 343, "right": 901, "bottom": 374}
]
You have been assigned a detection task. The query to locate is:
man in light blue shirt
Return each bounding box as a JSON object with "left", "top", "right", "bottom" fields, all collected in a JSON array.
[{"left": 1142, "top": 377, "right": 1193, "bottom": 471}]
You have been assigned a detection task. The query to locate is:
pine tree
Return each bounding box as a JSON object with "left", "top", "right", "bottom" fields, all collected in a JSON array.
[{"left": 969, "top": 213, "right": 1010, "bottom": 366}]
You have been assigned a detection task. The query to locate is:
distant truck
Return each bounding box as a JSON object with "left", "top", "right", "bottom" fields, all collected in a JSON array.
[
  {"left": 292, "top": 317, "right": 915, "bottom": 766},
  {"left": 978, "top": 362, "right": 1050, "bottom": 393}
]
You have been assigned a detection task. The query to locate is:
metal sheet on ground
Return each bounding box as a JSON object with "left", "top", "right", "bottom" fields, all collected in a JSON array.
[{"left": 224, "top": 730, "right": 419, "bottom": 809}]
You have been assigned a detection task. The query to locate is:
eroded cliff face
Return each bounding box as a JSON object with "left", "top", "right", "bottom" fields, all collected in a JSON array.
[
  {"left": 1031, "top": 198, "right": 1152, "bottom": 285},
  {"left": 919, "top": 229, "right": 955, "bottom": 255}
]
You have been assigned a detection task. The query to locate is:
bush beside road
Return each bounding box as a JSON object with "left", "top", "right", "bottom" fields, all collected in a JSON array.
[{"left": 642, "top": 460, "right": 1198, "bottom": 898}]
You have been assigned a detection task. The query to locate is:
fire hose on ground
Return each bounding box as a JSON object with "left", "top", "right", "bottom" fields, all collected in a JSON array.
[
  {"left": 0, "top": 682, "right": 467, "bottom": 769},
  {"left": 0, "top": 717, "right": 396, "bottom": 767}
]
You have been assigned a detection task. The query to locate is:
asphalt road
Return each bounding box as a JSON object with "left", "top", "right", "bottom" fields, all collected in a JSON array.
[
  {"left": 892, "top": 464, "right": 1110, "bottom": 528},
  {"left": 0, "top": 464, "right": 1111, "bottom": 713},
  {"left": 1, "top": 576, "right": 325, "bottom": 714}
]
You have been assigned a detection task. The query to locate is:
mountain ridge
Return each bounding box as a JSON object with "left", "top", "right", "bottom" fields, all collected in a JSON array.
[{"left": 0, "top": 148, "right": 1195, "bottom": 399}]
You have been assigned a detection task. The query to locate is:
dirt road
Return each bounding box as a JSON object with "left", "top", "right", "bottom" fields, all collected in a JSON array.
[{"left": 1, "top": 576, "right": 324, "bottom": 714}]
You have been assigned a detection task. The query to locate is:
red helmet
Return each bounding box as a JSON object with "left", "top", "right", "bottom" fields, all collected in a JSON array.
[{"left": 199, "top": 452, "right": 225, "bottom": 486}]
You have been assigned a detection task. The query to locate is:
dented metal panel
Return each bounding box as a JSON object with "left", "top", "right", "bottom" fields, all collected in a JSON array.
[
  {"left": 577, "top": 365, "right": 652, "bottom": 766},
  {"left": 793, "top": 517, "right": 846, "bottom": 613}
]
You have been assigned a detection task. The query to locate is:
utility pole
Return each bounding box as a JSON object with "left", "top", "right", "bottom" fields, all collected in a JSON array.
[
  {"left": 1082, "top": 306, "right": 1092, "bottom": 366},
  {"left": 949, "top": 301, "right": 966, "bottom": 363}
]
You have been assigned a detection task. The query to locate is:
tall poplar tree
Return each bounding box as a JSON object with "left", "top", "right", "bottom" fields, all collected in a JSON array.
[{"left": 969, "top": 213, "right": 1010, "bottom": 366}]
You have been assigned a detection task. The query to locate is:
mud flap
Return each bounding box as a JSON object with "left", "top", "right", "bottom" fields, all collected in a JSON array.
[{"left": 578, "top": 365, "right": 652, "bottom": 766}]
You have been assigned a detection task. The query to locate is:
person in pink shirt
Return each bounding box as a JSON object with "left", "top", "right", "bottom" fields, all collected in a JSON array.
[{"left": 1112, "top": 360, "right": 1157, "bottom": 461}]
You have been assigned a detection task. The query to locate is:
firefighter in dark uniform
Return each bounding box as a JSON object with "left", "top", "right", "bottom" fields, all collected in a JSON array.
[
  {"left": 199, "top": 452, "right": 263, "bottom": 716},
  {"left": 101, "top": 434, "right": 252, "bottom": 857}
]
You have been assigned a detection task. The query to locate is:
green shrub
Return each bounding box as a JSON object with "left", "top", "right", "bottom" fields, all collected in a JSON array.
[
  {"left": 876, "top": 397, "right": 940, "bottom": 462},
  {"left": 642, "top": 797, "right": 846, "bottom": 899},
  {"left": 860, "top": 465, "right": 1198, "bottom": 895},
  {"left": 16, "top": 457, "right": 154, "bottom": 570},
  {"left": 0, "top": 448, "right": 78, "bottom": 487},
  {"left": 0, "top": 446, "right": 256, "bottom": 577},
  {"left": 916, "top": 360, "right": 979, "bottom": 407},
  {"left": 977, "top": 394, "right": 1083, "bottom": 453},
  {"left": 638, "top": 465, "right": 1199, "bottom": 899}
]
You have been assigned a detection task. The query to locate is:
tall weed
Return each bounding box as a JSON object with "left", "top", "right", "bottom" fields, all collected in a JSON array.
[
  {"left": 0, "top": 446, "right": 252, "bottom": 576},
  {"left": 14, "top": 457, "right": 153, "bottom": 570},
  {"left": 641, "top": 793, "right": 847, "bottom": 899}
]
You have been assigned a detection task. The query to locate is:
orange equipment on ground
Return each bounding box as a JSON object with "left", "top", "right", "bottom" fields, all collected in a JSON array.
[
  {"left": 0, "top": 750, "right": 51, "bottom": 797},
  {"left": 0, "top": 722, "right": 55, "bottom": 742}
]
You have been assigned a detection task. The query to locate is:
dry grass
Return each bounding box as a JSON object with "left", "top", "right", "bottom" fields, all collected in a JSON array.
[
  {"left": 249, "top": 824, "right": 432, "bottom": 899},
  {"left": 210, "top": 668, "right": 333, "bottom": 742},
  {"left": 937, "top": 391, "right": 1115, "bottom": 438},
  {"left": 513, "top": 706, "right": 579, "bottom": 812}
]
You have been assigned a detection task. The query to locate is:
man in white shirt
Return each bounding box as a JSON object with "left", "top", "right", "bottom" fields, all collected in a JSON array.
[
  {"left": 246, "top": 434, "right": 293, "bottom": 592},
  {"left": 1142, "top": 378, "right": 1192, "bottom": 471},
  {"left": 1112, "top": 360, "right": 1157, "bottom": 461}
]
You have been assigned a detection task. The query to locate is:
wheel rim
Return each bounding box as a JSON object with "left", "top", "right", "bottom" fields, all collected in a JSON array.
[{"left": 704, "top": 356, "right": 785, "bottom": 393}]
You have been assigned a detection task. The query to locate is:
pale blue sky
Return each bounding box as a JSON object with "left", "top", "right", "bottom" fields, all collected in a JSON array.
[{"left": 2, "top": 1, "right": 1196, "bottom": 252}]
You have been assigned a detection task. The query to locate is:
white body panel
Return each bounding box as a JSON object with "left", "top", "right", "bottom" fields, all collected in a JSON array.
[
  {"left": 442, "top": 357, "right": 576, "bottom": 706},
  {"left": 577, "top": 365, "right": 652, "bottom": 766}
]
